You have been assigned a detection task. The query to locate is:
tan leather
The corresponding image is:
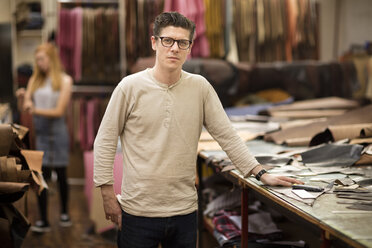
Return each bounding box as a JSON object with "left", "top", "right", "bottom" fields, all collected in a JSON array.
[
  {"left": 20, "top": 150, "right": 43, "bottom": 174},
  {"left": 0, "top": 156, "right": 31, "bottom": 183},
  {"left": 0, "top": 125, "right": 14, "bottom": 157},
  {"left": 20, "top": 150, "right": 45, "bottom": 194},
  {"left": 11, "top": 124, "right": 29, "bottom": 140},
  {"left": 5, "top": 158, "right": 17, "bottom": 182},
  {"left": 0, "top": 182, "right": 29, "bottom": 194}
]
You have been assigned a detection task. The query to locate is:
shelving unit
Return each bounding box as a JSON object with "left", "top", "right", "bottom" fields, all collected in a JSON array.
[
  {"left": 57, "top": 0, "right": 126, "bottom": 81},
  {"left": 10, "top": 0, "right": 57, "bottom": 89},
  {"left": 197, "top": 148, "right": 372, "bottom": 248},
  {"left": 197, "top": 155, "right": 249, "bottom": 248}
]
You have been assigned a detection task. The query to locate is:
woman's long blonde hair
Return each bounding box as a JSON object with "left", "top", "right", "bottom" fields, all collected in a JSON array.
[{"left": 29, "top": 43, "right": 64, "bottom": 94}]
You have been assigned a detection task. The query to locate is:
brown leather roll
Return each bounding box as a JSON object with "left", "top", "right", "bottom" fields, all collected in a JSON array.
[{"left": 0, "top": 125, "right": 13, "bottom": 157}]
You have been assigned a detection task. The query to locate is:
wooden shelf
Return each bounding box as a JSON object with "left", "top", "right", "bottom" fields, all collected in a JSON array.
[
  {"left": 203, "top": 216, "right": 214, "bottom": 235},
  {"left": 71, "top": 85, "right": 115, "bottom": 94},
  {"left": 17, "top": 29, "right": 42, "bottom": 37},
  {"left": 58, "top": 0, "right": 118, "bottom": 3}
]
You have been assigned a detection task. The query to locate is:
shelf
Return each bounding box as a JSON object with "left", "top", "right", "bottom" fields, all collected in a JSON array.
[
  {"left": 203, "top": 216, "right": 214, "bottom": 235},
  {"left": 15, "top": 0, "right": 43, "bottom": 3},
  {"left": 17, "top": 29, "right": 43, "bottom": 37},
  {"left": 72, "top": 85, "right": 115, "bottom": 94},
  {"left": 58, "top": 0, "right": 118, "bottom": 3}
]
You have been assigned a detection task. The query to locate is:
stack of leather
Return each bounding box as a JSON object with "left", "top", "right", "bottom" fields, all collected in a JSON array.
[
  {"left": 335, "top": 188, "right": 372, "bottom": 211},
  {"left": 263, "top": 97, "right": 372, "bottom": 147},
  {"left": 0, "top": 124, "right": 44, "bottom": 248}
]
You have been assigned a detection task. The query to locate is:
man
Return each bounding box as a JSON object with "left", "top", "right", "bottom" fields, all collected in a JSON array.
[{"left": 94, "top": 11, "right": 303, "bottom": 248}]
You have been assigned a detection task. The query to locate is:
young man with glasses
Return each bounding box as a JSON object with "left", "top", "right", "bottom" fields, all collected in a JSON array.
[{"left": 94, "top": 11, "right": 303, "bottom": 248}]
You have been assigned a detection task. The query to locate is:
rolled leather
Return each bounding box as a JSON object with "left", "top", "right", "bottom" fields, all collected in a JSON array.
[{"left": 0, "top": 125, "right": 14, "bottom": 157}]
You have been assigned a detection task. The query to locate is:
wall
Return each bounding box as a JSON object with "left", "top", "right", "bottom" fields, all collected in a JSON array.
[
  {"left": 318, "top": 0, "right": 337, "bottom": 61},
  {"left": 338, "top": 0, "right": 372, "bottom": 56},
  {"left": 0, "top": 0, "right": 11, "bottom": 23},
  {"left": 319, "top": 0, "right": 372, "bottom": 61}
]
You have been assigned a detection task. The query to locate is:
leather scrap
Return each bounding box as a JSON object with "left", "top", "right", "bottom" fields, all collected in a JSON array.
[
  {"left": 355, "top": 145, "right": 372, "bottom": 165},
  {"left": 11, "top": 124, "right": 29, "bottom": 140},
  {"left": 335, "top": 178, "right": 355, "bottom": 186},
  {"left": 350, "top": 137, "right": 372, "bottom": 145},
  {"left": 267, "top": 97, "right": 359, "bottom": 112},
  {"left": 20, "top": 150, "right": 43, "bottom": 174},
  {"left": 0, "top": 157, "right": 31, "bottom": 183},
  {"left": 0, "top": 203, "right": 30, "bottom": 247}
]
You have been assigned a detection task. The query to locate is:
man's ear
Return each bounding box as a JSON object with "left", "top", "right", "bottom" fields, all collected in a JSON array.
[
  {"left": 187, "top": 42, "right": 193, "bottom": 54},
  {"left": 151, "top": 36, "right": 157, "bottom": 51}
]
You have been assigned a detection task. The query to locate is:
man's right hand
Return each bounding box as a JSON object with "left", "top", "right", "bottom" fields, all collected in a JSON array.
[{"left": 100, "top": 184, "right": 122, "bottom": 230}]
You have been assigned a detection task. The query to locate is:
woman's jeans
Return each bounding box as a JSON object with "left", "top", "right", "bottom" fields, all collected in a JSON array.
[{"left": 117, "top": 210, "right": 197, "bottom": 248}]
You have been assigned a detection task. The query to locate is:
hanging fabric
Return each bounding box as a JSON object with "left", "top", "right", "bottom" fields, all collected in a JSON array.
[
  {"left": 57, "top": 5, "right": 120, "bottom": 84},
  {"left": 164, "top": 0, "right": 210, "bottom": 58}
]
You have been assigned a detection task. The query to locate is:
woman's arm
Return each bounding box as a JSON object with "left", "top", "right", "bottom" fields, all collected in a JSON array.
[
  {"left": 33, "top": 74, "right": 73, "bottom": 118},
  {"left": 23, "top": 78, "right": 35, "bottom": 112}
]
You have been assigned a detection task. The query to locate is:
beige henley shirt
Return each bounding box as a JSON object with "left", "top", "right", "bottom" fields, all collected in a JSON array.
[{"left": 94, "top": 69, "right": 258, "bottom": 217}]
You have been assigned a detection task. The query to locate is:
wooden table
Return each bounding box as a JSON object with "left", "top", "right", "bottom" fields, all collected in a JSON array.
[{"left": 197, "top": 149, "right": 372, "bottom": 248}]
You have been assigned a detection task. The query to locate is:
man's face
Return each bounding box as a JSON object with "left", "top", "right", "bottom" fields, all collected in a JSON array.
[{"left": 151, "top": 26, "right": 192, "bottom": 71}]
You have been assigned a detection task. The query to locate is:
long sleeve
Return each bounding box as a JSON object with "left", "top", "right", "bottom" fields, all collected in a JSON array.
[
  {"left": 93, "top": 84, "right": 129, "bottom": 186},
  {"left": 203, "top": 84, "right": 259, "bottom": 177}
]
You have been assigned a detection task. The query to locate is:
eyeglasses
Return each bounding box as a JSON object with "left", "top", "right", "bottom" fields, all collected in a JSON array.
[{"left": 156, "top": 36, "right": 192, "bottom": 50}]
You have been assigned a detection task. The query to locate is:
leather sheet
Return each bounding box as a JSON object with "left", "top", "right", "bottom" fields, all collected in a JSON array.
[
  {"left": 311, "top": 123, "right": 372, "bottom": 146},
  {"left": 0, "top": 125, "right": 14, "bottom": 157},
  {"left": 267, "top": 96, "right": 359, "bottom": 112},
  {"left": 300, "top": 143, "right": 364, "bottom": 167},
  {"left": 265, "top": 104, "right": 372, "bottom": 146}
]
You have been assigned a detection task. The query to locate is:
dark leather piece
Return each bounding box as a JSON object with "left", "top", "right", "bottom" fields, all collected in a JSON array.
[
  {"left": 0, "top": 182, "right": 29, "bottom": 203},
  {"left": 183, "top": 59, "right": 239, "bottom": 107},
  {"left": 300, "top": 143, "right": 364, "bottom": 167},
  {"left": 311, "top": 123, "right": 372, "bottom": 146},
  {"left": 235, "top": 61, "right": 358, "bottom": 102},
  {"left": 0, "top": 203, "right": 30, "bottom": 248},
  {"left": 255, "top": 155, "right": 292, "bottom": 167}
]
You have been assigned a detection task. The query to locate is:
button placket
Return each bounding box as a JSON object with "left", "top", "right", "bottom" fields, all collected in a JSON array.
[{"left": 164, "top": 90, "right": 172, "bottom": 128}]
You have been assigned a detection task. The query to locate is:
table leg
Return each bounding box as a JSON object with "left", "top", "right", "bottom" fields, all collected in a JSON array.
[
  {"left": 241, "top": 187, "right": 249, "bottom": 248},
  {"left": 197, "top": 156, "right": 204, "bottom": 248},
  {"left": 321, "top": 230, "right": 332, "bottom": 248}
]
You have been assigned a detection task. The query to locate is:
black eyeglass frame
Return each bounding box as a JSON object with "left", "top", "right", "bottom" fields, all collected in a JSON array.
[{"left": 156, "top": 36, "right": 192, "bottom": 50}]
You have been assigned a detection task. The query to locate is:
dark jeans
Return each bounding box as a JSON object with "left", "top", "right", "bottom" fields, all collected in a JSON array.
[
  {"left": 37, "top": 167, "right": 69, "bottom": 223},
  {"left": 117, "top": 210, "right": 197, "bottom": 248}
]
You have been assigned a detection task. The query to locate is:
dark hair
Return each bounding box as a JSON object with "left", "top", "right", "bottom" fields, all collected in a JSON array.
[{"left": 153, "top": 12, "right": 196, "bottom": 41}]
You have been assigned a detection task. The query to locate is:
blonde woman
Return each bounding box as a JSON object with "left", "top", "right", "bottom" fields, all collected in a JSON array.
[{"left": 23, "top": 43, "right": 73, "bottom": 232}]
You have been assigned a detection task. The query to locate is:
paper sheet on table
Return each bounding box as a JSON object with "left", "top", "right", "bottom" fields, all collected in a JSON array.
[{"left": 269, "top": 187, "right": 323, "bottom": 206}]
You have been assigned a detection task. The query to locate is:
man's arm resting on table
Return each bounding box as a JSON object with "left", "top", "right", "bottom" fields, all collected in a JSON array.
[
  {"left": 250, "top": 164, "right": 304, "bottom": 186},
  {"left": 100, "top": 184, "right": 122, "bottom": 230}
]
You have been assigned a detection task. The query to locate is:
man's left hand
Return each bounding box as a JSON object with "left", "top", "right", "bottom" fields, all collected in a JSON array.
[{"left": 260, "top": 173, "right": 304, "bottom": 186}]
